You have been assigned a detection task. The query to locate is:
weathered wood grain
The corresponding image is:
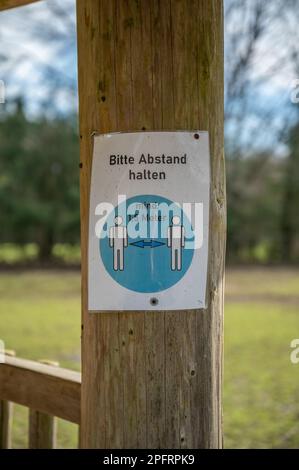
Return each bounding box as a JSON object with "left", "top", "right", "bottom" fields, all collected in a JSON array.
[
  {"left": 77, "top": 0, "right": 225, "bottom": 449},
  {"left": 0, "top": 401, "right": 13, "bottom": 449},
  {"left": 28, "top": 360, "right": 59, "bottom": 449},
  {"left": 0, "top": 350, "right": 15, "bottom": 449},
  {"left": 29, "top": 409, "right": 57, "bottom": 449}
]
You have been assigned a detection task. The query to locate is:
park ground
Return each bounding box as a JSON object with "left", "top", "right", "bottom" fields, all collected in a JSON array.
[{"left": 0, "top": 267, "right": 299, "bottom": 448}]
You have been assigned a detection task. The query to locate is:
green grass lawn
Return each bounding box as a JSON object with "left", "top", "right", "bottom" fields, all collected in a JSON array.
[{"left": 0, "top": 267, "right": 299, "bottom": 448}]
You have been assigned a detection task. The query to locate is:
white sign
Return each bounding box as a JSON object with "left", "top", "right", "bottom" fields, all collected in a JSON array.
[{"left": 88, "top": 131, "right": 210, "bottom": 311}]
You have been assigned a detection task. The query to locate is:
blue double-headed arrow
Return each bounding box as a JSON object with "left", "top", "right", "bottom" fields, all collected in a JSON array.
[{"left": 130, "top": 239, "right": 165, "bottom": 249}]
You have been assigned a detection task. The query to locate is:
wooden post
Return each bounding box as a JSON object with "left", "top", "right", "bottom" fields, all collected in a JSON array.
[
  {"left": 0, "top": 0, "right": 40, "bottom": 12},
  {"left": 28, "top": 360, "right": 59, "bottom": 449},
  {"left": 77, "top": 0, "right": 225, "bottom": 449}
]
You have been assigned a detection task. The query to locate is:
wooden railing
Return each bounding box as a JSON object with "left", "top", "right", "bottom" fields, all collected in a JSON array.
[{"left": 0, "top": 352, "right": 81, "bottom": 448}]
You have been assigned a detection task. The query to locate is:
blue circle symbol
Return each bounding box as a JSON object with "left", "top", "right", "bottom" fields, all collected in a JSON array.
[{"left": 100, "top": 195, "right": 194, "bottom": 293}]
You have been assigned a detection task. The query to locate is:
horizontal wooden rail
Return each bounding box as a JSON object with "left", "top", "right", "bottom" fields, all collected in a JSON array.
[
  {"left": 0, "top": 356, "right": 81, "bottom": 424},
  {"left": 0, "top": 0, "right": 40, "bottom": 12}
]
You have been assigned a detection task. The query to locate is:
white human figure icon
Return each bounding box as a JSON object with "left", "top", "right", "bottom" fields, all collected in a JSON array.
[
  {"left": 109, "top": 215, "right": 128, "bottom": 271},
  {"left": 167, "top": 215, "right": 185, "bottom": 271}
]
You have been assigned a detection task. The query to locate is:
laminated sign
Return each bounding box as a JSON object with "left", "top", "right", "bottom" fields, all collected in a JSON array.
[{"left": 88, "top": 131, "right": 210, "bottom": 311}]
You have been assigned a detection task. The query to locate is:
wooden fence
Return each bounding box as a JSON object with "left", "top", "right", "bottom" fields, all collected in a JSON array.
[{"left": 0, "top": 352, "right": 81, "bottom": 448}]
